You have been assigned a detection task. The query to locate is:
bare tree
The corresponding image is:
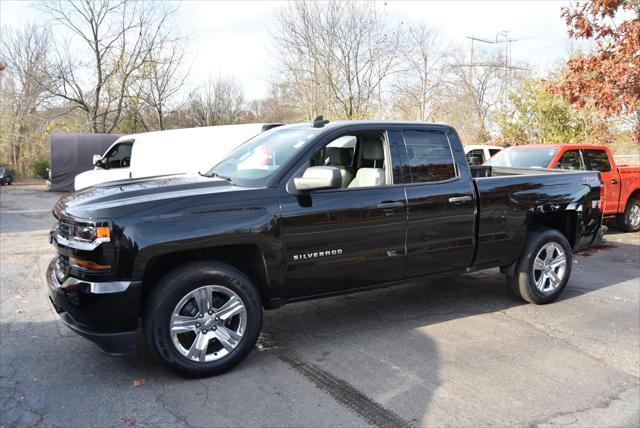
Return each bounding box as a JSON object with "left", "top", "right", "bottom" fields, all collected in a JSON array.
[
  {"left": 0, "top": 25, "right": 52, "bottom": 176},
  {"left": 37, "top": 0, "right": 180, "bottom": 133},
  {"left": 393, "top": 23, "right": 447, "bottom": 121},
  {"left": 136, "top": 35, "right": 189, "bottom": 130},
  {"left": 187, "top": 76, "right": 245, "bottom": 126},
  {"left": 249, "top": 82, "right": 302, "bottom": 123},
  {"left": 273, "top": 1, "right": 401, "bottom": 119}
]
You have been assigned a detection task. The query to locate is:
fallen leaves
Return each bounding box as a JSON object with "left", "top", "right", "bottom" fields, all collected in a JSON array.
[{"left": 121, "top": 416, "right": 135, "bottom": 426}]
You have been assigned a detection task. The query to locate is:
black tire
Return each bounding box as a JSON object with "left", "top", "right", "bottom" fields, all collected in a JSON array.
[
  {"left": 616, "top": 197, "right": 640, "bottom": 232},
  {"left": 143, "top": 261, "right": 263, "bottom": 377},
  {"left": 507, "top": 228, "right": 572, "bottom": 304}
]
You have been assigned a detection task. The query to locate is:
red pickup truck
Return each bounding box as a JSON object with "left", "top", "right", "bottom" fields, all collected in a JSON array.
[{"left": 486, "top": 144, "right": 640, "bottom": 232}]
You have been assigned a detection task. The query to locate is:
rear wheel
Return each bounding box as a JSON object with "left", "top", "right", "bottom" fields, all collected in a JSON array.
[
  {"left": 507, "top": 228, "right": 572, "bottom": 304},
  {"left": 144, "top": 261, "right": 262, "bottom": 377},
  {"left": 616, "top": 197, "right": 640, "bottom": 232}
]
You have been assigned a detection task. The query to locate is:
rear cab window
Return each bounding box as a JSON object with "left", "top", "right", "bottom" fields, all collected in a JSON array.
[
  {"left": 397, "top": 130, "right": 457, "bottom": 184},
  {"left": 582, "top": 149, "right": 612, "bottom": 172}
]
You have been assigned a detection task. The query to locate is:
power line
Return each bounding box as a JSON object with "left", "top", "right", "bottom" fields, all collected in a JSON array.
[{"left": 465, "top": 31, "right": 522, "bottom": 104}]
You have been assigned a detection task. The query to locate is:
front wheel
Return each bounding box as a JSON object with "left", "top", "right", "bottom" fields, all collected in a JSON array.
[
  {"left": 507, "top": 228, "right": 572, "bottom": 304},
  {"left": 144, "top": 261, "right": 263, "bottom": 377},
  {"left": 616, "top": 197, "right": 640, "bottom": 232}
]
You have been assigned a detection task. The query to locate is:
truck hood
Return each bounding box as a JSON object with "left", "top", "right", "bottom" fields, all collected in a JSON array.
[{"left": 55, "top": 174, "right": 250, "bottom": 219}]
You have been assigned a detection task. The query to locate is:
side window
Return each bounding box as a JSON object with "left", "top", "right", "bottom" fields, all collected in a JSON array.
[
  {"left": 583, "top": 149, "right": 612, "bottom": 172},
  {"left": 323, "top": 136, "right": 356, "bottom": 168},
  {"left": 465, "top": 149, "right": 485, "bottom": 165},
  {"left": 403, "top": 130, "right": 456, "bottom": 183},
  {"left": 556, "top": 150, "right": 583, "bottom": 170},
  {"left": 489, "top": 149, "right": 501, "bottom": 157},
  {"left": 104, "top": 142, "right": 133, "bottom": 169},
  {"left": 306, "top": 131, "right": 387, "bottom": 189}
]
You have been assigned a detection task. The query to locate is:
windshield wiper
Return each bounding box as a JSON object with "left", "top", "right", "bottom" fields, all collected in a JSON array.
[{"left": 199, "top": 171, "right": 233, "bottom": 183}]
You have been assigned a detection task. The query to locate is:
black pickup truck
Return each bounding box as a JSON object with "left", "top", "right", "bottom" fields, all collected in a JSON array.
[{"left": 47, "top": 119, "right": 605, "bottom": 377}]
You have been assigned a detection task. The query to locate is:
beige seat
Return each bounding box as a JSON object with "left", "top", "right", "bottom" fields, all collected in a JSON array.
[
  {"left": 327, "top": 148, "right": 354, "bottom": 187},
  {"left": 348, "top": 137, "right": 385, "bottom": 188}
]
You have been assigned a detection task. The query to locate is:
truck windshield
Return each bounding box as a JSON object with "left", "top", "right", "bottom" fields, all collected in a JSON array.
[
  {"left": 485, "top": 147, "right": 558, "bottom": 168},
  {"left": 207, "top": 128, "right": 318, "bottom": 186}
]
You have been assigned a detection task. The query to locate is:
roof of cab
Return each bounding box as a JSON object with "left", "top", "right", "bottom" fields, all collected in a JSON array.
[
  {"left": 275, "top": 120, "right": 457, "bottom": 132},
  {"left": 504, "top": 143, "right": 610, "bottom": 150}
]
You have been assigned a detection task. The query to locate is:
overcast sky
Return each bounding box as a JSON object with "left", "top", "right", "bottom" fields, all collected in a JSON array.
[{"left": 1, "top": 1, "right": 576, "bottom": 100}]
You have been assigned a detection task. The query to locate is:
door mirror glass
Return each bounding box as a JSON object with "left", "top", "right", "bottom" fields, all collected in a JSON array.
[{"left": 293, "top": 166, "right": 342, "bottom": 191}]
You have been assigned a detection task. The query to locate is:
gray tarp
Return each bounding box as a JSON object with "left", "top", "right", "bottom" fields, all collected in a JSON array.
[{"left": 49, "top": 133, "right": 120, "bottom": 192}]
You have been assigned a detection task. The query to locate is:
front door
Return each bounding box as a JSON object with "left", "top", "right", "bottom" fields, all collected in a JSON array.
[
  {"left": 99, "top": 141, "right": 133, "bottom": 183},
  {"left": 582, "top": 149, "right": 620, "bottom": 214},
  {"left": 280, "top": 129, "right": 407, "bottom": 299}
]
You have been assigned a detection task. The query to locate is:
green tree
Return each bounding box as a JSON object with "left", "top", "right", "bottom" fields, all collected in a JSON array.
[{"left": 498, "top": 79, "right": 611, "bottom": 145}]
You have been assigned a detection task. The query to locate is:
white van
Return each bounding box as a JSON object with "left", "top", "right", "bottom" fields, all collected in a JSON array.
[
  {"left": 74, "top": 123, "right": 273, "bottom": 190},
  {"left": 464, "top": 144, "right": 503, "bottom": 166}
]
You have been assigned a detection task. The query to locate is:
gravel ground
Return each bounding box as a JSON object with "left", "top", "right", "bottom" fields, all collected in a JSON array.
[{"left": 1, "top": 185, "right": 639, "bottom": 427}]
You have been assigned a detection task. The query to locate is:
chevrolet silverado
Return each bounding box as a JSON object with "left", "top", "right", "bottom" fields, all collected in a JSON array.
[{"left": 47, "top": 119, "right": 605, "bottom": 377}]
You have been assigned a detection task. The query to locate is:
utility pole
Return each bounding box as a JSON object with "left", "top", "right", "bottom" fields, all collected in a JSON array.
[{"left": 465, "top": 31, "right": 520, "bottom": 105}]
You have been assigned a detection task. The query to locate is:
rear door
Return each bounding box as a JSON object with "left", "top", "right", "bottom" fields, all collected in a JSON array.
[
  {"left": 280, "top": 127, "right": 407, "bottom": 299},
  {"left": 583, "top": 149, "right": 620, "bottom": 214},
  {"left": 397, "top": 127, "right": 476, "bottom": 277}
]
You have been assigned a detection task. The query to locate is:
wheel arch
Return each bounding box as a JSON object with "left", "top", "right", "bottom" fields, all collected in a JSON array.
[
  {"left": 527, "top": 210, "right": 578, "bottom": 249},
  {"left": 140, "top": 244, "right": 273, "bottom": 310},
  {"left": 628, "top": 188, "right": 640, "bottom": 201}
]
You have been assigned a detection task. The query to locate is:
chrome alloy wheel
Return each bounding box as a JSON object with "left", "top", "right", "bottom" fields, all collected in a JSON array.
[
  {"left": 629, "top": 203, "right": 640, "bottom": 228},
  {"left": 532, "top": 242, "right": 567, "bottom": 294},
  {"left": 170, "top": 285, "right": 247, "bottom": 363}
]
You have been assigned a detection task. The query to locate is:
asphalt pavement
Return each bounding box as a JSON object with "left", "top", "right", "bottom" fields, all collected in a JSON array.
[{"left": 1, "top": 184, "right": 638, "bottom": 427}]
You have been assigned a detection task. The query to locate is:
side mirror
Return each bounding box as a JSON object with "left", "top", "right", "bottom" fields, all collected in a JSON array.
[
  {"left": 93, "top": 154, "right": 103, "bottom": 167},
  {"left": 293, "top": 166, "right": 342, "bottom": 192}
]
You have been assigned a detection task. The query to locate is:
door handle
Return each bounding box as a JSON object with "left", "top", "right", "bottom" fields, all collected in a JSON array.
[
  {"left": 610, "top": 179, "right": 618, "bottom": 185},
  {"left": 448, "top": 196, "right": 473, "bottom": 204},
  {"left": 376, "top": 201, "right": 404, "bottom": 210}
]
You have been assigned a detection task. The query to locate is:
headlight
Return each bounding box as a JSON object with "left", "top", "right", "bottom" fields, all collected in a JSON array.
[
  {"left": 71, "top": 222, "right": 110, "bottom": 242},
  {"left": 58, "top": 218, "right": 110, "bottom": 244}
]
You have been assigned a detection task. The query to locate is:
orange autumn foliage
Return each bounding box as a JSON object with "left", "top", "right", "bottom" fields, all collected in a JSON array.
[{"left": 551, "top": 1, "right": 640, "bottom": 126}]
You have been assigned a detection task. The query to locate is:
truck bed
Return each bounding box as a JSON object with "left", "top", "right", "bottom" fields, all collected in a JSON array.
[
  {"left": 470, "top": 165, "right": 569, "bottom": 178},
  {"left": 469, "top": 165, "right": 603, "bottom": 268}
]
